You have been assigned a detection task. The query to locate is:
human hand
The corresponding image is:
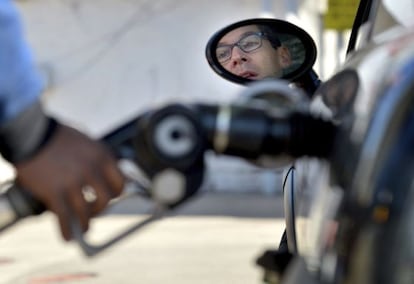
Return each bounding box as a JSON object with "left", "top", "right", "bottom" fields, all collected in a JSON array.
[{"left": 14, "top": 123, "right": 125, "bottom": 241}]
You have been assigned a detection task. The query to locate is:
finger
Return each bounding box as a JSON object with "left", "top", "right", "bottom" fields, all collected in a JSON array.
[
  {"left": 45, "top": 192, "right": 73, "bottom": 241},
  {"left": 101, "top": 153, "right": 125, "bottom": 198},
  {"left": 66, "top": 184, "right": 90, "bottom": 234},
  {"left": 83, "top": 177, "right": 112, "bottom": 216},
  {"left": 81, "top": 143, "right": 124, "bottom": 200}
]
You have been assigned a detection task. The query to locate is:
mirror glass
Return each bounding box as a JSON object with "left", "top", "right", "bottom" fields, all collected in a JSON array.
[{"left": 206, "top": 18, "right": 317, "bottom": 85}]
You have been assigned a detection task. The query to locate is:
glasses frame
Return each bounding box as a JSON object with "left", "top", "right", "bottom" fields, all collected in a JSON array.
[{"left": 216, "top": 32, "right": 267, "bottom": 63}]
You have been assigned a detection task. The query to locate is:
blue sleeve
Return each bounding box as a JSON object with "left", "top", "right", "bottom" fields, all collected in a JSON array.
[{"left": 0, "top": 0, "right": 44, "bottom": 123}]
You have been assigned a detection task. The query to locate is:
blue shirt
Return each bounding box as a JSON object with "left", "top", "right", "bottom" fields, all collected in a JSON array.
[{"left": 0, "top": 0, "right": 44, "bottom": 122}]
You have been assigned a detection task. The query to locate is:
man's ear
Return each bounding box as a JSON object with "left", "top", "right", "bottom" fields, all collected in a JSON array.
[{"left": 278, "top": 46, "right": 292, "bottom": 68}]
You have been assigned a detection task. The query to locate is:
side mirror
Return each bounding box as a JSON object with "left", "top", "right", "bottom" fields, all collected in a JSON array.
[{"left": 205, "top": 18, "right": 318, "bottom": 86}]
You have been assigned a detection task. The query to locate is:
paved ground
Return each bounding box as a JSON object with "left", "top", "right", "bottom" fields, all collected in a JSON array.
[{"left": 0, "top": 192, "right": 285, "bottom": 284}]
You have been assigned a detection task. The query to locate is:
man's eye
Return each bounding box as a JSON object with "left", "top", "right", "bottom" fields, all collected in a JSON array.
[
  {"left": 241, "top": 41, "right": 257, "bottom": 49},
  {"left": 240, "top": 36, "right": 260, "bottom": 51},
  {"left": 217, "top": 48, "right": 230, "bottom": 60}
]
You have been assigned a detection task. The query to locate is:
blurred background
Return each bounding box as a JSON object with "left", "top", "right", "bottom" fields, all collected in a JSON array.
[
  {"left": 1, "top": 0, "right": 358, "bottom": 194},
  {"left": 0, "top": 1, "right": 359, "bottom": 283}
]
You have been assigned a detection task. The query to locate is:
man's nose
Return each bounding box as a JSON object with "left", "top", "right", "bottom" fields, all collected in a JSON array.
[{"left": 230, "top": 47, "right": 247, "bottom": 66}]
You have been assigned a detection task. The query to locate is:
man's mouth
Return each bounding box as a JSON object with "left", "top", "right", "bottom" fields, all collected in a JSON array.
[{"left": 238, "top": 71, "right": 258, "bottom": 79}]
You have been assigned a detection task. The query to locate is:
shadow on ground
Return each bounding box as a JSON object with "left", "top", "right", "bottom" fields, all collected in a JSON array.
[{"left": 105, "top": 191, "right": 285, "bottom": 219}]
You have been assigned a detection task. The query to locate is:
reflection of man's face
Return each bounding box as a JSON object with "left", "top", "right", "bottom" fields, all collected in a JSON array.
[{"left": 217, "top": 25, "right": 291, "bottom": 80}]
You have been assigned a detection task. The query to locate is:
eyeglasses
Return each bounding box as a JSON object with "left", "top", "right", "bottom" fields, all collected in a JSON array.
[{"left": 216, "top": 32, "right": 266, "bottom": 63}]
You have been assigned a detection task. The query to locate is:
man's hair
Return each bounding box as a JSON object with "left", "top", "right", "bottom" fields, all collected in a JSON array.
[{"left": 257, "top": 25, "right": 281, "bottom": 49}]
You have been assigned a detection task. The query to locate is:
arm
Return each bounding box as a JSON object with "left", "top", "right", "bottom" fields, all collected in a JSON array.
[
  {"left": 0, "top": 0, "right": 43, "bottom": 122},
  {"left": 0, "top": 0, "right": 48, "bottom": 162}
]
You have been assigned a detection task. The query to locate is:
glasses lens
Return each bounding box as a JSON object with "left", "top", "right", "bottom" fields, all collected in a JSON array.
[
  {"left": 239, "top": 34, "right": 262, "bottom": 52},
  {"left": 216, "top": 46, "right": 231, "bottom": 63}
]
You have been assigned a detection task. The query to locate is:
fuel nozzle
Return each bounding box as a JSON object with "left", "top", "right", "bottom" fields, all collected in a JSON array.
[
  {"left": 194, "top": 102, "right": 337, "bottom": 165},
  {"left": 133, "top": 104, "right": 207, "bottom": 208}
]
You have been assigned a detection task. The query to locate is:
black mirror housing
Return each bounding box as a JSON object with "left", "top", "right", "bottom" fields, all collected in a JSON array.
[{"left": 205, "top": 18, "right": 318, "bottom": 85}]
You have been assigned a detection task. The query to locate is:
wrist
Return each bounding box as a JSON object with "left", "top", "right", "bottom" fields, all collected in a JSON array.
[{"left": 0, "top": 101, "right": 58, "bottom": 164}]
